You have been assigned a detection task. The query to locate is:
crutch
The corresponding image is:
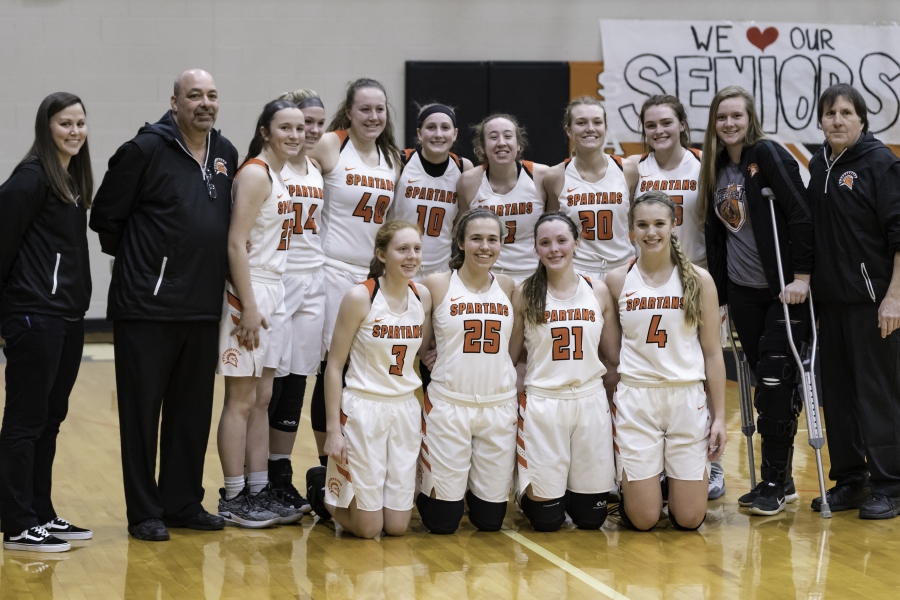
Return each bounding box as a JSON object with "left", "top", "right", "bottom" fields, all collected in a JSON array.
[
  {"left": 725, "top": 308, "right": 757, "bottom": 491},
  {"left": 763, "top": 187, "right": 831, "bottom": 518}
]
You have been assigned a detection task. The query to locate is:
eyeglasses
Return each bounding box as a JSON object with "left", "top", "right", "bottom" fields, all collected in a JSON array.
[{"left": 205, "top": 166, "right": 217, "bottom": 200}]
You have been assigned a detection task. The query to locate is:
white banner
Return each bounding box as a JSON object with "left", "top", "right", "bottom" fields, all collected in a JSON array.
[{"left": 599, "top": 19, "right": 900, "bottom": 145}]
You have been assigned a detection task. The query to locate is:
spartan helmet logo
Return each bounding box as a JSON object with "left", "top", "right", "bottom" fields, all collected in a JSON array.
[
  {"left": 214, "top": 157, "right": 228, "bottom": 176},
  {"left": 222, "top": 348, "right": 240, "bottom": 368},
  {"left": 748, "top": 163, "right": 759, "bottom": 178},
  {"left": 327, "top": 477, "right": 342, "bottom": 497},
  {"left": 838, "top": 171, "right": 858, "bottom": 190}
]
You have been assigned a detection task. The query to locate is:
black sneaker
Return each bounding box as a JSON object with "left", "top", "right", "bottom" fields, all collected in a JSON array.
[
  {"left": 127, "top": 518, "right": 170, "bottom": 541},
  {"left": 739, "top": 479, "right": 799, "bottom": 507},
  {"left": 164, "top": 510, "right": 226, "bottom": 530},
  {"left": 43, "top": 517, "right": 93, "bottom": 540},
  {"left": 254, "top": 485, "right": 303, "bottom": 524},
  {"left": 811, "top": 482, "right": 871, "bottom": 512},
  {"left": 749, "top": 481, "right": 786, "bottom": 516},
  {"left": 306, "top": 465, "right": 331, "bottom": 521},
  {"left": 269, "top": 459, "right": 312, "bottom": 515},
  {"left": 3, "top": 526, "right": 70, "bottom": 553},
  {"left": 859, "top": 493, "right": 900, "bottom": 520}
]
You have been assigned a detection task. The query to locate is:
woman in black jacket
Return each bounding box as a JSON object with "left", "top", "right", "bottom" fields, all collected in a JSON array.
[
  {"left": 0, "top": 92, "right": 94, "bottom": 552},
  {"left": 700, "top": 86, "right": 814, "bottom": 516}
]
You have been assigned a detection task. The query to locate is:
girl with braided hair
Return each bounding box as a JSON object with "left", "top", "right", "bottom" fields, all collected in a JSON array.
[
  {"left": 507, "top": 212, "right": 621, "bottom": 532},
  {"left": 605, "top": 191, "right": 726, "bottom": 531}
]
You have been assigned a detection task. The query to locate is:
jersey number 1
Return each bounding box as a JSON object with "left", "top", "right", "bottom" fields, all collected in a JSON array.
[{"left": 646, "top": 315, "right": 668, "bottom": 347}]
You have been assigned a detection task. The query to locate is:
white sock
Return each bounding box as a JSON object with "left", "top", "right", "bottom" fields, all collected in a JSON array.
[
  {"left": 269, "top": 454, "right": 291, "bottom": 461},
  {"left": 248, "top": 471, "right": 268, "bottom": 495},
  {"left": 224, "top": 476, "right": 244, "bottom": 501}
]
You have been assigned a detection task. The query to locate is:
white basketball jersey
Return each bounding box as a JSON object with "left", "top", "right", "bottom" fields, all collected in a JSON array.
[
  {"left": 617, "top": 263, "right": 705, "bottom": 386},
  {"left": 560, "top": 155, "right": 634, "bottom": 272},
  {"left": 393, "top": 149, "right": 462, "bottom": 274},
  {"left": 474, "top": 162, "right": 544, "bottom": 274},
  {"left": 344, "top": 278, "right": 425, "bottom": 398},
  {"left": 236, "top": 158, "right": 291, "bottom": 276},
  {"left": 320, "top": 131, "right": 396, "bottom": 268},
  {"left": 635, "top": 149, "right": 706, "bottom": 268},
  {"left": 524, "top": 276, "right": 606, "bottom": 396},
  {"left": 282, "top": 157, "right": 325, "bottom": 273},
  {"left": 429, "top": 271, "right": 516, "bottom": 403}
]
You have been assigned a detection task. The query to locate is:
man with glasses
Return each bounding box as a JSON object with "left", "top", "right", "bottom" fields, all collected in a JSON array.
[{"left": 91, "top": 69, "right": 238, "bottom": 541}]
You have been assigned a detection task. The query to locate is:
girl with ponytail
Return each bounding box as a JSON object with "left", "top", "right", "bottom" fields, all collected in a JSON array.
[
  {"left": 605, "top": 191, "right": 726, "bottom": 532},
  {"left": 507, "top": 212, "right": 621, "bottom": 532},
  {"left": 307, "top": 220, "right": 431, "bottom": 539}
]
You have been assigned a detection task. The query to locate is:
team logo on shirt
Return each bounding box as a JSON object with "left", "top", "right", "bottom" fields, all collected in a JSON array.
[
  {"left": 748, "top": 163, "right": 759, "bottom": 178},
  {"left": 839, "top": 171, "right": 858, "bottom": 190},
  {"left": 222, "top": 348, "right": 240, "bottom": 368},
  {"left": 714, "top": 183, "right": 747, "bottom": 232},
  {"left": 214, "top": 158, "right": 228, "bottom": 176}
]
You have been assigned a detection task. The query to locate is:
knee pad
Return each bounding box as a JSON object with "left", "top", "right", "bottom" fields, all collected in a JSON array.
[
  {"left": 416, "top": 493, "right": 465, "bottom": 535},
  {"left": 669, "top": 510, "right": 706, "bottom": 531},
  {"left": 310, "top": 362, "right": 328, "bottom": 433},
  {"left": 521, "top": 494, "right": 566, "bottom": 532},
  {"left": 565, "top": 492, "right": 609, "bottom": 530},
  {"left": 465, "top": 490, "right": 507, "bottom": 532},
  {"left": 419, "top": 360, "right": 432, "bottom": 391},
  {"left": 617, "top": 501, "right": 656, "bottom": 532},
  {"left": 269, "top": 374, "right": 306, "bottom": 432}
]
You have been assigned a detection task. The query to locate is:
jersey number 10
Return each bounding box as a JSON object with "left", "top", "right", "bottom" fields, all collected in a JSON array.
[{"left": 416, "top": 205, "right": 446, "bottom": 237}]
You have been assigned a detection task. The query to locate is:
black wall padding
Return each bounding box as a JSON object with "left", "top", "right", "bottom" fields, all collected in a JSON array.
[
  {"left": 488, "top": 62, "right": 570, "bottom": 166},
  {"left": 405, "top": 62, "right": 490, "bottom": 163}
]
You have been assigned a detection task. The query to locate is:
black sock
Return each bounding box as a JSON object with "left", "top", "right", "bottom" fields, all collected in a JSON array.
[{"left": 319, "top": 455, "right": 328, "bottom": 467}]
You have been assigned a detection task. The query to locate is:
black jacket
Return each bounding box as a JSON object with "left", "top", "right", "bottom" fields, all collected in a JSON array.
[
  {"left": 89, "top": 111, "right": 238, "bottom": 321},
  {"left": 0, "top": 161, "right": 92, "bottom": 319},
  {"left": 808, "top": 131, "right": 900, "bottom": 304},
  {"left": 705, "top": 140, "right": 814, "bottom": 306}
]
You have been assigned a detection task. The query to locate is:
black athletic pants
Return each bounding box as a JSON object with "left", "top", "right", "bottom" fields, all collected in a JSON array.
[
  {"left": 819, "top": 302, "right": 900, "bottom": 496},
  {"left": 113, "top": 320, "right": 218, "bottom": 525},
  {"left": 0, "top": 314, "right": 83, "bottom": 534}
]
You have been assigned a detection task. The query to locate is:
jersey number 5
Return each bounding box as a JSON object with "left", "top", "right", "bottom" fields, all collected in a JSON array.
[
  {"left": 389, "top": 345, "right": 407, "bottom": 376},
  {"left": 551, "top": 326, "right": 584, "bottom": 360},
  {"left": 646, "top": 315, "right": 668, "bottom": 347},
  {"left": 353, "top": 192, "right": 390, "bottom": 224},
  {"left": 463, "top": 320, "right": 501, "bottom": 354}
]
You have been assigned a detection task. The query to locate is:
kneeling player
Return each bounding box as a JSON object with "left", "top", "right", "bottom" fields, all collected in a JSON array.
[
  {"left": 306, "top": 221, "right": 431, "bottom": 538},
  {"left": 509, "top": 212, "right": 621, "bottom": 531},
  {"left": 605, "top": 191, "right": 726, "bottom": 531}
]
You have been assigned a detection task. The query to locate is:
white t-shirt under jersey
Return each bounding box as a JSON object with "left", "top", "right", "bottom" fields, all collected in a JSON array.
[
  {"left": 617, "top": 263, "right": 705, "bottom": 387},
  {"left": 320, "top": 130, "right": 396, "bottom": 268},
  {"left": 559, "top": 155, "right": 634, "bottom": 273},
  {"left": 524, "top": 275, "right": 606, "bottom": 397},
  {"left": 282, "top": 157, "right": 325, "bottom": 273},
  {"left": 635, "top": 149, "right": 706, "bottom": 268}
]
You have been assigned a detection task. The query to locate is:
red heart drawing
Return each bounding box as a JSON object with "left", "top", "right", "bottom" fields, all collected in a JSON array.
[{"left": 747, "top": 27, "right": 779, "bottom": 52}]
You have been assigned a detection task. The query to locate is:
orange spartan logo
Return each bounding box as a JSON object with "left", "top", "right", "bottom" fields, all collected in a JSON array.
[
  {"left": 214, "top": 158, "right": 228, "bottom": 176},
  {"left": 838, "top": 171, "right": 858, "bottom": 190},
  {"left": 748, "top": 163, "right": 759, "bottom": 178},
  {"left": 327, "top": 477, "right": 342, "bottom": 496},
  {"left": 222, "top": 348, "right": 240, "bottom": 368}
]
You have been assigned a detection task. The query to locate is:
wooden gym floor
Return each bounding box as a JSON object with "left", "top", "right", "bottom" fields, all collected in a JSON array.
[{"left": 1, "top": 344, "right": 898, "bottom": 599}]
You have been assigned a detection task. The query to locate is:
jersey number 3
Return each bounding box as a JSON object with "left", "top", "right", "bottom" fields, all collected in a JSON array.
[
  {"left": 463, "top": 320, "right": 501, "bottom": 354},
  {"left": 389, "top": 345, "right": 407, "bottom": 376},
  {"left": 646, "top": 315, "right": 668, "bottom": 348}
]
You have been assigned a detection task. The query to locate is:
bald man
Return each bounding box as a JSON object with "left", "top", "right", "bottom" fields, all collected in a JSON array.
[{"left": 91, "top": 70, "right": 238, "bottom": 540}]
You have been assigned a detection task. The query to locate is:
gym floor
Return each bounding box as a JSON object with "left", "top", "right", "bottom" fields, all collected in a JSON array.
[{"left": 0, "top": 344, "right": 897, "bottom": 599}]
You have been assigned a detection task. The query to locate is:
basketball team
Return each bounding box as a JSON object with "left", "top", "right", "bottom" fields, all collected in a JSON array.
[{"left": 2, "top": 68, "right": 899, "bottom": 552}]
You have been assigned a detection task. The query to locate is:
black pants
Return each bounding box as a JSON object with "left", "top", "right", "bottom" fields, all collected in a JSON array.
[
  {"left": 114, "top": 320, "right": 218, "bottom": 525},
  {"left": 819, "top": 302, "right": 900, "bottom": 496},
  {"left": 0, "top": 314, "right": 83, "bottom": 534}
]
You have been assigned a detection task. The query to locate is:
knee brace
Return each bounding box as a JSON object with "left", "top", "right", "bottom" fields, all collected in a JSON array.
[
  {"left": 416, "top": 493, "right": 465, "bottom": 535},
  {"left": 565, "top": 492, "right": 609, "bottom": 530},
  {"left": 269, "top": 374, "right": 307, "bottom": 432},
  {"left": 520, "top": 494, "right": 566, "bottom": 532},
  {"left": 311, "top": 362, "right": 328, "bottom": 433},
  {"left": 465, "top": 490, "right": 507, "bottom": 532},
  {"left": 617, "top": 501, "right": 656, "bottom": 532},
  {"left": 669, "top": 510, "right": 706, "bottom": 531}
]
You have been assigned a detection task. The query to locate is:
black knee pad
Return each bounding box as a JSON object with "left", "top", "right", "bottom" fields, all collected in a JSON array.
[
  {"left": 416, "top": 493, "right": 465, "bottom": 535},
  {"left": 465, "top": 490, "right": 507, "bottom": 532},
  {"left": 617, "top": 501, "right": 656, "bottom": 532},
  {"left": 669, "top": 510, "right": 706, "bottom": 531},
  {"left": 520, "top": 494, "right": 566, "bottom": 532},
  {"left": 419, "top": 360, "right": 432, "bottom": 391},
  {"left": 566, "top": 492, "right": 609, "bottom": 530},
  {"left": 311, "top": 362, "right": 349, "bottom": 433},
  {"left": 269, "top": 374, "right": 307, "bottom": 432}
]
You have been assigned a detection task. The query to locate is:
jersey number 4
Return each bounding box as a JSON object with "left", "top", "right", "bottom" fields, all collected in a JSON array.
[
  {"left": 389, "top": 345, "right": 407, "bottom": 376},
  {"left": 463, "top": 320, "right": 501, "bottom": 354},
  {"left": 353, "top": 192, "right": 390, "bottom": 224},
  {"left": 578, "top": 210, "right": 614, "bottom": 241},
  {"left": 416, "top": 205, "right": 446, "bottom": 237},
  {"left": 551, "top": 326, "right": 584, "bottom": 360},
  {"left": 646, "top": 315, "right": 668, "bottom": 347}
]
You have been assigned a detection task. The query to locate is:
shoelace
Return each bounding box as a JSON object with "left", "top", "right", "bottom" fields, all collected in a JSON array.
[
  {"left": 29, "top": 526, "right": 51, "bottom": 538},
  {"left": 47, "top": 517, "right": 70, "bottom": 528}
]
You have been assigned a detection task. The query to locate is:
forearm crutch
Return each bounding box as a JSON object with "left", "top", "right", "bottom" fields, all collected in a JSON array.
[
  {"left": 725, "top": 307, "right": 757, "bottom": 491},
  {"left": 763, "top": 187, "right": 831, "bottom": 518}
]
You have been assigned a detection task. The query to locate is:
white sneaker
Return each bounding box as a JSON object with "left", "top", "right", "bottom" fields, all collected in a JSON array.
[
  {"left": 3, "top": 526, "right": 71, "bottom": 553},
  {"left": 708, "top": 462, "right": 726, "bottom": 500}
]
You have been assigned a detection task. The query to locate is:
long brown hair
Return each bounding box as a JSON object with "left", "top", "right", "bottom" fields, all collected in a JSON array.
[
  {"left": 327, "top": 78, "right": 401, "bottom": 169},
  {"left": 522, "top": 212, "right": 580, "bottom": 326},
  {"left": 448, "top": 208, "right": 503, "bottom": 270},
  {"left": 19, "top": 92, "right": 93, "bottom": 207},
  {"left": 563, "top": 97, "right": 606, "bottom": 157},
  {"left": 698, "top": 86, "right": 766, "bottom": 223},
  {"left": 629, "top": 191, "right": 703, "bottom": 328},
  {"left": 240, "top": 99, "right": 297, "bottom": 171},
  {"left": 638, "top": 94, "right": 691, "bottom": 153},
  {"left": 368, "top": 220, "right": 421, "bottom": 279},
  {"left": 471, "top": 113, "right": 528, "bottom": 165}
]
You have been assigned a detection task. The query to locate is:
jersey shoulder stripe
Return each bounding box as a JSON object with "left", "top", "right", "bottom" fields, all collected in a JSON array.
[
  {"left": 689, "top": 148, "right": 702, "bottom": 161},
  {"left": 522, "top": 160, "right": 534, "bottom": 178},
  {"left": 449, "top": 152, "right": 462, "bottom": 171},
  {"left": 408, "top": 280, "right": 420, "bottom": 300},
  {"left": 582, "top": 274, "right": 593, "bottom": 288},
  {"left": 610, "top": 154, "right": 624, "bottom": 170},
  {"left": 564, "top": 157, "right": 572, "bottom": 166},
  {"left": 403, "top": 148, "right": 416, "bottom": 165},
  {"left": 638, "top": 152, "right": 651, "bottom": 163},
  {"left": 363, "top": 278, "right": 379, "bottom": 301},
  {"left": 334, "top": 129, "right": 350, "bottom": 150},
  {"left": 235, "top": 157, "right": 270, "bottom": 179}
]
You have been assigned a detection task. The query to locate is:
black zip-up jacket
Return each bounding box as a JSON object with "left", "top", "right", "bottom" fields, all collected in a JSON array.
[
  {"left": 0, "top": 161, "right": 91, "bottom": 319},
  {"left": 90, "top": 111, "right": 238, "bottom": 321},
  {"left": 705, "top": 140, "right": 814, "bottom": 306},
  {"left": 808, "top": 131, "right": 900, "bottom": 305}
]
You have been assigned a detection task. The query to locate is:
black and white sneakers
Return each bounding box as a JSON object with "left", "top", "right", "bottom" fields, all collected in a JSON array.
[
  {"left": 2, "top": 526, "right": 71, "bottom": 553},
  {"left": 749, "top": 481, "right": 787, "bottom": 516},
  {"left": 43, "top": 517, "right": 93, "bottom": 540}
]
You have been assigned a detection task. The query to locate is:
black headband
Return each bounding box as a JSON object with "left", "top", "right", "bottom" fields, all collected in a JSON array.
[
  {"left": 297, "top": 97, "right": 324, "bottom": 110},
  {"left": 417, "top": 104, "right": 456, "bottom": 128}
]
